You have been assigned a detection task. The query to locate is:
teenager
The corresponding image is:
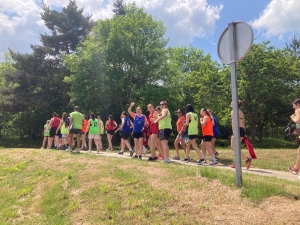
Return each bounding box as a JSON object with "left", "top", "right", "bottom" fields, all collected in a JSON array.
[
  {"left": 289, "top": 99, "right": 300, "bottom": 175},
  {"left": 230, "top": 101, "right": 251, "bottom": 169},
  {"left": 181, "top": 104, "right": 203, "bottom": 164},
  {"left": 128, "top": 102, "right": 148, "bottom": 159},
  {"left": 67, "top": 106, "right": 83, "bottom": 153},
  {"left": 199, "top": 108, "right": 218, "bottom": 165},
  {"left": 147, "top": 104, "right": 159, "bottom": 161},
  {"left": 41, "top": 120, "right": 50, "bottom": 149},
  {"left": 86, "top": 113, "right": 100, "bottom": 153},
  {"left": 154, "top": 106, "right": 164, "bottom": 160},
  {"left": 105, "top": 115, "right": 117, "bottom": 150},
  {"left": 208, "top": 109, "right": 220, "bottom": 157},
  {"left": 118, "top": 111, "right": 134, "bottom": 155},
  {"left": 81, "top": 114, "right": 89, "bottom": 150},
  {"left": 48, "top": 112, "right": 61, "bottom": 149},
  {"left": 57, "top": 112, "right": 69, "bottom": 150},
  {"left": 174, "top": 108, "right": 186, "bottom": 160},
  {"left": 97, "top": 115, "right": 104, "bottom": 150},
  {"left": 154, "top": 101, "right": 172, "bottom": 163}
]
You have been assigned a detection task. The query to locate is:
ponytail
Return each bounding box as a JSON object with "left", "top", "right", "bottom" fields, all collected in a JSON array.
[{"left": 91, "top": 113, "right": 95, "bottom": 121}]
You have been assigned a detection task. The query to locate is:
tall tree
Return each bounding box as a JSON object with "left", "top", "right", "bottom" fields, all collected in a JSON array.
[
  {"left": 112, "top": 0, "right": 126, "bottom": 15},
  {"left": 286, "top": 35, "right": 300, "bottom": 58},
  {"left": 65, "top": 3, "right": 168, "bottom": 115}
]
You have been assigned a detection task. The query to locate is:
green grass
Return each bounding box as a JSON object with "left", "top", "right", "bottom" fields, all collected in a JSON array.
[{"left": 0, "top": 148, "right": 300, "bottom": 224}]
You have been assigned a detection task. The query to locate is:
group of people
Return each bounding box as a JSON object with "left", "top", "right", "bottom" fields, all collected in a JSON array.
[{"left": 41, "top": 100, "right": 253, "bottom": 168}]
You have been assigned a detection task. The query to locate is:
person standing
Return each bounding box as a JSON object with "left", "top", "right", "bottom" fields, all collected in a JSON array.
[
  {"left": 208, "top": 109, "right": 220, "bottom": 157},
  {"left": 174, "top": 108, "right": 186, "bottom": 160},
  {"left": 67, "top": 106, "right": 83, "bottom": 153},
  {"left": 57, "top": 112, "right": 69, "bottom": 150},
  {"left": 48, "top": 112, "right": 61, "bottom": 149},
  {"left": 97, "top": 115, "right": 104, "bottom": 150},
  {"left": 289, "top": 99, "right": 300, "bottom": 175},
  {"left": 106, "top": 115, "right": 117, "bottom": 150},
  {"left": 181, "top": 104, "right": 203, "bottom": 164},
  {"left": 118, "top": 111, "right": 134, "bottom": 155},
  {"left": 81, "top": 114, "right": 89, "bottom": 150},
  {"left": 230, "top": 101, "right": 251, "bottom": 169},
  {"left": 128, "top": 102, "right": 148, "bottom": 158},
  {"left": 154, "top": 101, "right": 172, "bottom": 163},
  {"left": 199, "top": 108, "right": 218, "bottom": 165},
  {"left": 86, "top": 113, "right": 100, "bottom": 153},
  {"left": 147, "top": 104, "right": 159, "bottom": 161},
  {"left": 41, "top": 120, "right": 50, "bottom": 149}
]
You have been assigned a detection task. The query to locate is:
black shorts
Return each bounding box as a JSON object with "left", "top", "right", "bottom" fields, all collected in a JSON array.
[
  {"left": 49, "top": 127, "right": 60, "bottom": 137},
  {"left": 121, "top": 131, "right": 130, "bottom": 140},
  {"left": 188, "top": 135, "right": 198, "bottom": 140},
  {"left": 69, "top": 129, "right": 82, "bottom": 135},
  {"left": 232, "top": 127, "right": 246, "bottom": 137},
  {"left": 159, "top": 129, "right": 172, "bottom": 141},
  {"left": 107, "top": 130, "right": 114, "bottom": 135},
  {"left": 133, "top": 132, "right": 143, "bottom": 139},
  {"left": 203, "top": 135, "right": 213, "bottom": 142}
]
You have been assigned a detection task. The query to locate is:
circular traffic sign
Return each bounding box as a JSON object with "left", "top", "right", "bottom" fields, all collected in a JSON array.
[{"left": 217, "top": 22, "right": 254, "bottom": 64}]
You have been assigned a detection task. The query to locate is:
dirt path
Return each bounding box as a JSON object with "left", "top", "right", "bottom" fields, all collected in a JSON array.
[{"left": 81, "top": 150, "right": 300, "bottom": 183}]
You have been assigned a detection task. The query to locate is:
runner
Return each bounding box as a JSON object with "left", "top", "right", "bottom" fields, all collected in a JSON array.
[
  {"left": 208, "top": 109, "right": 220, "bottom": 157},
  {"left": 289, "top": 99, "right": 300, "bottom": 175},
  {"left": 105, "top": 115, "right": 117, "bottom": 150},
  {"left": 198, "top": 108, "right": 218, "bottom": 165},
  {"left": 154, "top": 106, "right": 164, "bottom": 160},
  {"left": 154, "top": 101, "right": 172, "bottom": 163},
  {"left": 48, "top": 112, "right": 61, "bottom": 149},
  {"left": 118, "top": 111, "right": 133, "bottom": 155},
  {"left": 174, "top": 108, "right": 186, "bottom": 160},
  {"left": 147, "top": 104, "right": 159, "bottom": 161},
  {"left": 86, "top": 113, "right": 100, "bottom": 153},
  {"left": 97, "top": 115, "right": 104, "bottom": 150},
  {"left": 181, "top": 104, "right": 203, "bottom": 164},
  {"left": 81, "top": 114, "right": 89, "bottom": 150},
  {"left": 41, "top": 120, "right": 50, "bottom": 149},
  {"left": 57, "top": 112, "right": 69, "bottom": 150},
  {"left": 67, "top": 106, "right": 83, "bottom": 153},
  {"left": 230, "top": 101, "right": 251, "bottom": 169},
  {"left": 128, "top": 102, "right": 148, "bottom": 159}
]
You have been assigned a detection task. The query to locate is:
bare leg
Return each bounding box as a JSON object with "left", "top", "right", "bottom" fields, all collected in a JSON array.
[
  {"left": 107, "top": 134, "right": 113, "bottom": 149},
  {"left": 191, "top": 139, "right": 203, "bottom": 159},
  {"left": 156, "top": 139, "right": 163, "bottom": 157},
  {"left": 211, "top": 138, "right": 216, "bottom": 155},
  {"left": 161, "top": 140, "right": 169, "bottom": 159},
  {"left": 138, "top": 138, "right": 143, "bottom": 155},
  {"left": 294, "top": 146, "right": 300, "bottom": 169},
  {"left": 230, "top": 136, "right": 248, "bottom": 161},
  {"left": 89, "top": 138, "right": 92, "bottom": 151},
  {"left": 174, "top": 137, "right": 180, "bottom": 157},
  {"left": 150, "top": 134, "right": 158, "bottom": 157},
  {"left": 185, "top": 139, "right": 191, "bottom": 159},
  {"left": 41, "top": 136, "right": 47, "bottom": 148},
  {"left": 180, "top": 138, "right": 186, "bottom": 154},
  {"left": 98, "top": 135, "right": 103, "bottom": 149},
  {"left": 134, "top": 138, "right": 139, "bottom": 156},
  {"left": 123, "top": 139, "right": 132, "bottom": 151},
  {"left": 47, "top": 137, "right": 54, "bottom": 149},
  {"left": 76, "top": 133, "right": 81, "bottom": 149}
]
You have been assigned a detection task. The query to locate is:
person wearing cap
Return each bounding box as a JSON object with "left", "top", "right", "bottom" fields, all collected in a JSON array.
[{"left": 67, "top": 106, "right": 83, "bottom": 153}]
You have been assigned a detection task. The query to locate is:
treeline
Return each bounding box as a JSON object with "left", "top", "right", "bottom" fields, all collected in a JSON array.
[{"left": 1, "top": 0, "right": 300, "bottom": 143}]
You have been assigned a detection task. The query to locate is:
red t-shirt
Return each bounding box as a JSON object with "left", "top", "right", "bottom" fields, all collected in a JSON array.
[
  {"left": 52, "top": 117, "right": 61, "bottom": 128},
  {"left": 176, "top": 116, "right": 186, "bottom": 132},
  {"left": 106, "top": 120, "right": 115, "bottom": 131},
  {"left": 148, "top": 112, "right": 158, "bottom": 134}
]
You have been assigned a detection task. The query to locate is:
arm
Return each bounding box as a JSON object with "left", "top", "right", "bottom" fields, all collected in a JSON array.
[
  {"left": 114, "top": 121, "right": 118, "bottom": 129},
  {"left": 119, "top": 118, "right": 125, "bottom": 130},
  {"left": 48, "top": 118, "right": 53, "bottom": 129},
  {"left": 128, "top": 102, "right": 135, "bottom": 118},
  {"left": 291, "top": 110, "right": 300, "bottom": 124},
  {"left": 56, "top": 120, "right": 63, "bottom": 134},
  {"left": 154, "top": 108, "right": 168, "bottom": 123},
  {"left": 86, "top": 119, "right": 91, "bottom": 132},
  {"left": 69, "top": 117, "right": 73, "bottom": 131},
  {"left": 183, "top": 113, "right": 191, "bottom": 128},
  {"left": 130, "top": 120, "right": 134, "bottom": 129},
  {"left": 200, "top": 116, "right": 208, "bottom": 126}
]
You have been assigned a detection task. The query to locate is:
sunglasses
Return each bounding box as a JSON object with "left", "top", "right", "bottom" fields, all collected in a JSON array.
[
  {"left": 177, "top": 112, "right": 181, "bottom": 114},
  {"left": 160, "top": 103, "right": 165, "bottom": 106}
]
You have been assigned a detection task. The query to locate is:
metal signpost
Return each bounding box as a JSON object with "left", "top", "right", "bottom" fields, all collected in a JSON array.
[{"left": 217, "top": 22, "right": 253, "bottom": 187}]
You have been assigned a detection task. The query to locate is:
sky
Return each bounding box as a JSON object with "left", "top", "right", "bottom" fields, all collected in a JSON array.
[{"left": 1, "top": 0, "right": 300, "bottom": 61}]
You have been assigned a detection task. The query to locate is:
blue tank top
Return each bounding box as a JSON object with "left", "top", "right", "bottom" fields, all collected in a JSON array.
[
  {"left": 212, "top": 115, "right": 220, "bottom": 137},
  {"left": 122, "top": 117, "right": 131, "bottom": 133},
  {"left": 133, "top": 114, "right": 145, "bottom": 133}
]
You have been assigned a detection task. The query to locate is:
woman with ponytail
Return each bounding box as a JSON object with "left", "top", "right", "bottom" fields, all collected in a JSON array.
[{"left": 86, "top": 113, "right": 100, "bottom": 153}]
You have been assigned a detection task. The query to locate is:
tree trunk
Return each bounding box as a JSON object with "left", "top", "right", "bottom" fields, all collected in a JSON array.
[{"left": 2, "top": 114, "right": 5, "bottom": 143}]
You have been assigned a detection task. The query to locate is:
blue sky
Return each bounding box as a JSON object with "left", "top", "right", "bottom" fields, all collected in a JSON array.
[{"left": 1, "top": 0, "right": 300, "bottom": 61}]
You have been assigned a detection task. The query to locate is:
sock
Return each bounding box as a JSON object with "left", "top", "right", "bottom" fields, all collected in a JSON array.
[{"left": 211, "top": 155, "right": 216, "bottom": 161}]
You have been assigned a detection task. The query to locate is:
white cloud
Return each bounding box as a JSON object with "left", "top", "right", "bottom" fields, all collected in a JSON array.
[
  {"left": 0, "top": 0, "right": 222, "bottom": 56},
  {"left": 252, "top": 0, "right": 300, "bottom": 37}
]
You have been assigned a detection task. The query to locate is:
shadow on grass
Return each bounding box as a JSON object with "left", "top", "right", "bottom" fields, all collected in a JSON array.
[{"left": 217, "top": 158, "right": 234, "bottom": 166}]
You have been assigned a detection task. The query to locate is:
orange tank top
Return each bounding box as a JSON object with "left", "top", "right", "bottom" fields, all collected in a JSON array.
[{"left": 202, "top": 115, "right": 213, "bottom": 136}]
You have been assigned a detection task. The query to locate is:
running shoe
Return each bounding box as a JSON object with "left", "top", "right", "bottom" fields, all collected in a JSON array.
[
  {"left": 142, "top": 146, "right": 147, "bottom": 155},
  {"left": 148, "top": 156, "right": 158, "bottom": 161},
  {"left": 163, "top": 158, "right": 171, "bottom": 163},
  {"left": 66, "top": 147, "right": 72, "bottom": 152},
  {"left": 198, "top": 158, "right": 206, "bottom": 165},
  {"left": 75, "top": 149, "right": 80, "bottom": 153},
  {"left": 88, "top": 150, "right": 91, "bottom": 153},
  {"left": 130, "top": 149, "right": 135, "bottom": 156},
  {"left": 118, "top": 151, "right": 124, "bottom": 155},
  {"left": 230, "top": 164, "right": 235, "bottom": 168},
  {"left": 182, "top": 158, "right": 189, "bottom": 163},
  {"left": 245, "top": 158, "right": 252, "bottom": 170},
  {"left": 289, "top": 166, "right": 299, "bottom": 175},
  {"left": 209, "top": 160, "right": 218, "bottom": 165},
  {"left": 138, "top": 155, "right": 142, "bottom": 159},
  {"left": 40, "top": 147, "right": 44, "bottom": 149},
  {"left": 173, "top": 156, "right": 180, "bottom": 160},
  {"left": 134, "top": 155, "right": 138, "bottom": 158}
]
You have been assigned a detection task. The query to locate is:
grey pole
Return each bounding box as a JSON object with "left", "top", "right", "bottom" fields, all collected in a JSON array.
[{"left": 229, "top": 22, "right": 242, "bottom": 187}]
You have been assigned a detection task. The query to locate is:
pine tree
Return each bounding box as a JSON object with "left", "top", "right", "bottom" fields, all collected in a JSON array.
[
  {"left": 286, "top": 35, "right": 300, "bottom": 57},
  {"left": 112, "top": 0, "right": 126, "bottom": 15}
]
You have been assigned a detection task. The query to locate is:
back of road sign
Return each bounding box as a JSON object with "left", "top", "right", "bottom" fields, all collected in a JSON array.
[{"left": 218, "top": 22, "right": 253, "bottom": 64}]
